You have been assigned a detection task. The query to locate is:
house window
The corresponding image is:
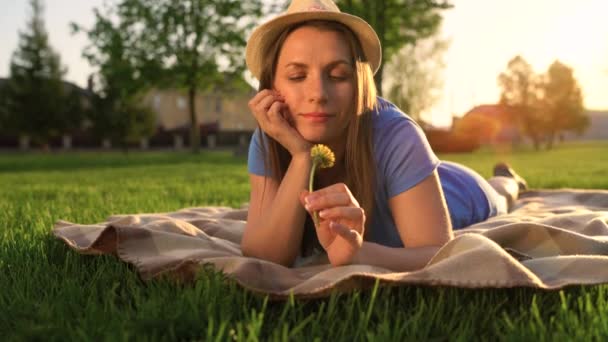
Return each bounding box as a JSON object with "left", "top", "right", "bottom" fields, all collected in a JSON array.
[
  {"left": 154, "top": 95, "right": 161, "bottom": 109},
  {"left": 215, "top": 97, "right": 222, "bottom": 113},
  {"left": 177, "top": 97, "right": 186, "bottom": 109}
]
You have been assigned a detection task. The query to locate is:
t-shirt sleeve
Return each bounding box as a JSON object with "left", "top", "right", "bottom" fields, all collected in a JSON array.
[
  {"left": 378, "top": 117, "right": 440, "bottom": 198},
  {"left": 247, "top": 128, "right": 270, "bottom": 176}
]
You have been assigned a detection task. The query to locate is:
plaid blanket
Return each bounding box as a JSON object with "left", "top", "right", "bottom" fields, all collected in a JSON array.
[{"left": 53, "top": 189, "right": 608, "bottom": 299}]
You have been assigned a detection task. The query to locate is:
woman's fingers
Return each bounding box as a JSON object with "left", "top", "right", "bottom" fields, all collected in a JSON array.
[
  {"left": 258, "top": 94, "right": 280, "bottom": 113},
  {"left": 328, "top": 221, "right": 363, "bottom": 247},
  {"left": 299, "top": 190, "right": 311, "bottom": 207},
  {"left": 319, "top": 207, "right": 365, "bottom": 236},
  {"left": 314, "top": 220, "right": 362, "bottom": 250},
  {"left": 304, "top": 192, "right": 351, "bottom": 211},
  {"left": 305, "top": 183, "right": 360, "bottom": 208},
  {"left": 267, "top": 101, "right": 286, "bottom": 123},
  {"left": 253, "top": 94, "right": 283, "bottom": 120},
  {"left": 302, "top": 185, "right": 366, "bottom": 233},
  {"left": 249, "top": 90, "right": 311, "bottom": 157},
  {"left": 249, "top": 89, "right": 280, "bottom": 109},
  {"left": 319, "top": 207, "right": 365, "bottom": 225},
  {"left": 248, "top": 90, "right": 272, "bottom": 116},
  {"left": 314, "top": 220, "right": 335, "bottom": 249},
  {"left": 249, "top": 90, "right": 285, "bottom": 124}
]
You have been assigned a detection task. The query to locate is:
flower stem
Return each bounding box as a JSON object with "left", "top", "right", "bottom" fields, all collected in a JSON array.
[{"left": 309, "top": 161, "right": 320, "bottom": 227}]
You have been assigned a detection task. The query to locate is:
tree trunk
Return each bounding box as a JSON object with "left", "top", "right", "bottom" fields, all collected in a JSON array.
[
  {"left": 62, "top": 134, "right": 72, "bottom": 150},
  {"left": 19, "top": 135, "right": 30, "bottom": 151},
  {"left": 188, "top": 85, "right": 200, "bottom": 154},
  {"left": 373, "top": 0, "right": 385, "bottom": 96},
  {"left": 532, "top": 136, "right": 541, "bottom": 151},
  {"left": 546, "top": 132, "right": 555, "bottom": 150}
]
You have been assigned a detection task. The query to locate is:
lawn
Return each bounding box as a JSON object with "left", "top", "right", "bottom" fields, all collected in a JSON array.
[{"left": 1, "top": 141, "right": 607, "bottom": 340}]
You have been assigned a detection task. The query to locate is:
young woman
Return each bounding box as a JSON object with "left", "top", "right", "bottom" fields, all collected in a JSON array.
[{"left": 241, "top": 0, "right": 527, "bottom": 271}]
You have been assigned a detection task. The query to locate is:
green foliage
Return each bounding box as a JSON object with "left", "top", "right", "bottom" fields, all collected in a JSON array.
[
  {"left": 384, "top": 35, "right": 449, "bottom": 122},
  {"left": 1, "top": 143, "right": 608, "bottom": 340},
  {"left": 336, "top": 0, "right": 452, "bottom": 93},
  {"left": 75, "top": 0, "right": 268, "bottom": 153},
  {"left": 541, "top": 61, "right": 588, "bottom": 148},
  {"left": 87, "top": 95, "right": 156, "bottom": 150},
  {"left": 499, "top": 56, "right": 537, "bottom": 107},
  {"left": 498, "top": 56, "right": 545, "bottom": 149},
  {"left": 71, "top": 8, "right": 151, "bottom": 101},
  {"left": 498, "top": 56, "right": 589, "bottom": 150},
  {"left": 72, "top": 6, "right": 157, "bottom": 150},
  {"left": 3, "top": 0, "right": 84, "bottom": 145},
  {"left": 0, "top": 84, "right": 9, "bottom": 135}
]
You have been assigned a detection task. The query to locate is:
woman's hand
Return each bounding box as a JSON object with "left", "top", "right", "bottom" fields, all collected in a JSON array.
[
  {"left": 299, "top": 183, "right": 365, "bottom": 266},
  {"left": 248, "top": 89, "right": 311, "bottom": 157}
]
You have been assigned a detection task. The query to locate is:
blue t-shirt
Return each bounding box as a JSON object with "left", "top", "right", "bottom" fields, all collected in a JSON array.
[{"left": 247, "top": 98, "right": 505, "bottom": 247}]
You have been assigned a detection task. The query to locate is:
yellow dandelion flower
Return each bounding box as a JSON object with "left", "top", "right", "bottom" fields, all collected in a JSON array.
[
  {"left": 309, "top": 144, "right": 335, "bottom": 226},
  {"left": 310, "top": 144, "right": 335, "bottom": 169}
]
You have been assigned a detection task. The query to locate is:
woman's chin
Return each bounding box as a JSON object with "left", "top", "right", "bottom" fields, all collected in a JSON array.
[
  {"left": 301, "top": 133, "right": 327, "bottom": 144},
  {"left": 298, "top": 128, "right": 339, "bottom": 145}
]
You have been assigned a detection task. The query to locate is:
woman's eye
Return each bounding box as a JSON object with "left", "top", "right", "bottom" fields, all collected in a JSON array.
[
  {"left": 329, "top": 73, "right": 351, "bottom": 81},
  {"left": 288, "top": 75, "right": 305, "bottom": 81}
]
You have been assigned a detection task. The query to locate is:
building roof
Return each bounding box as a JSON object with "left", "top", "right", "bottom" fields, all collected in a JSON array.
[
  {"left": 0, "top": 77, "right": 96, "bottom": 98},
  {"left": 564, "top": 110, "right": 608, "bottom": 140},
  {"left": 462, "top": 104, "right": 518, "bottom": 122}
]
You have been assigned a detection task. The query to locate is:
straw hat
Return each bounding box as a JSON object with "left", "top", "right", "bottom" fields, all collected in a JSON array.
[{"left": 245, "top": 0, "right": 382, "bottom": 80}]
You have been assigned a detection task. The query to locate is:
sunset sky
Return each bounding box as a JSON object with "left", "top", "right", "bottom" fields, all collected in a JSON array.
[{"left": 1, "top": 0, "right": 607, "bottom": 127}]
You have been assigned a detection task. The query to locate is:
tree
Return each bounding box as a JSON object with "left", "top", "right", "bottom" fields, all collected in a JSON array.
[
  {"left": 76, "top": 0, "right": 267, "bottom": 153},
  {"left": 87, "top": 93, "right": 156, "bottom": 151},
  {"left": 540, "top": 60, "right": 587, "bottom": 149},
  {"left": 336, "top": 0, "right": 452, "bottom": 95},
  {"left": 383, "top": 34, "right": 448, "bottom": 123},
  {"left": 0, "top": 84, "right": 9, "bottom": 135},
  {"left": 498, "top": 55, "right": 544, "bottom": 150},
  {"left": 498, "top": 56, "right": 588, "bottom": 150},
  {"left": 4, "top": 0, "right": 82, "bottom": 147},
  {"left": 72, "top": 7, "right": 157, "bottom": 149}
]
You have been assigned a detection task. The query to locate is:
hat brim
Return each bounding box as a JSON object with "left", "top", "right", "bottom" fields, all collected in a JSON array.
[{"left": 246, "top": 11, "right": 382, "bottom": 80}]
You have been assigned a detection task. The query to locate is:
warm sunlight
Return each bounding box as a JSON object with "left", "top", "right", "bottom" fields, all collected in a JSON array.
[
  {"left": 426, "top": 0, "right": 608, "bottom": 127},
  {"left": 1, "top": 0, "right": 607, "bottom": 128}
]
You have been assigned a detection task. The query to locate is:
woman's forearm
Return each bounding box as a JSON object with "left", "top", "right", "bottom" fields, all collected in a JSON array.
[
  {"left": 353, "top": 241, "right": 441, "bottom": 272},
  {"left": 242, "top": 153, "right": 311, "bottom": 266}
]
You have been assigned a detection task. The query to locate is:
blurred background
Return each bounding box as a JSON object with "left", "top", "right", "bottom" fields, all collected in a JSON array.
[{"left": 0, "top": 0, "right": 606, "bottom": 153}]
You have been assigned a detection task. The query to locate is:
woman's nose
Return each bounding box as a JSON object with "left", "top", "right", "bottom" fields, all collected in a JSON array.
[{"left": 307, "top": 74, "right": 328, "bottom": 104}]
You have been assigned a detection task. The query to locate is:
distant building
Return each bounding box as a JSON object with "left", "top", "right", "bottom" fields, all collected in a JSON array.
[
  {"left": 140, "top": 87, "right": 257, "bottom": 148},
  {"left": 0, "top": 77, "right": 96, "bottom": 106},
  {"left": 0, "top": 75, "right": 259, "bottom": 148},
  {"left": 454, "top": 104, "right": 521, "bottom": 145},
  {"left": 0, "top": 77, "right": 97, "bottom": 148},
  {"left": 454, "top": 105, "right": 607, "bottom": 146},
  {"left": 562, "top": 110, "right": 608, "bottom": 141},
  {"left": 141, "top": 88, "right": 256, "bottom": 133}
]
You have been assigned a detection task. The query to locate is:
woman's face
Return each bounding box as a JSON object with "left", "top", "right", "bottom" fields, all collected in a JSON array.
[{"left": 273, "top": 25, "right": 356, "bottom": 145}]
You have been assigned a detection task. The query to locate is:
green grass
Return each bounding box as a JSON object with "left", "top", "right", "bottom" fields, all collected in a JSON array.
[{"left": 1, "top": 142, "right": 608, "bottom": 340}]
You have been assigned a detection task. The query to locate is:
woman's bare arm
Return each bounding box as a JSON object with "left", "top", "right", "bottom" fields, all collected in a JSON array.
[
  {"left": 353, "top": 171, "right": 453, "bottom": 271},
  {"left": 241, "top": 153, "right": 311, "bottom": 267},
  {"left": 353, "top": 242, "right": 441, "bottom": 272},
  {"left": 242, "top": 89, "right": 314, "bottom": 267}
]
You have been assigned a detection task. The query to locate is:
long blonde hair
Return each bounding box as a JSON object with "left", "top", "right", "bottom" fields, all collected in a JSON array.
[{"left": 256, "top": 20, "right": 377, "bottom": 256}]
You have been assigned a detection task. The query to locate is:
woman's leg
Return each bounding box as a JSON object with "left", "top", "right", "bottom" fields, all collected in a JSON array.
[
  {"left": 487, "top": 176, "right": 520, "bottom": 211},
  {"left": 488, "top": 163, "right": 528, "bottom": 211}
]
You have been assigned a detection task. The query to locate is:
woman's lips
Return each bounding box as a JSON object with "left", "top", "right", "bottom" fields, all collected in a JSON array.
[{"left": 301, "top": 112, "right": 333, "bottom": 123}]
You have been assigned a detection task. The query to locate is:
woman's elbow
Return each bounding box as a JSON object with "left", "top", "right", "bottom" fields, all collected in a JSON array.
[
  {"left": 240, "top": 241, "right": 255, "bottom": 258},
  {"left": 240, "top": 239, "right": 295, "bottom": 267}
]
